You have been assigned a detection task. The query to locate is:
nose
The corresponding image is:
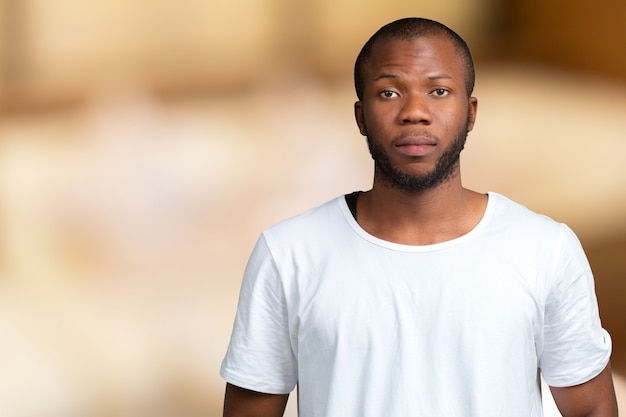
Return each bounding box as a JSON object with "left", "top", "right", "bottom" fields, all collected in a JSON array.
[{"left": 399, "top": 94, "right": 431, "bottom": 125}]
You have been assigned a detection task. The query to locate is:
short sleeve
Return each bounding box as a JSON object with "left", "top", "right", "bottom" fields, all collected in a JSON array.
[
  {"left": 220, "top": 234, "right": 298, "bottom": 394},
  {"left": 539, "top": 225, "right": 612, "bottom": 387}
]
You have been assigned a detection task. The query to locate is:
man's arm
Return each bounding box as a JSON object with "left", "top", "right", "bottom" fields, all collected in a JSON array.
[
  {"left": 223, "top": 383, "right": 290, "bottom": 417},
  {"left": 549, "top": 364, "right": 618, "bottom": 417}
]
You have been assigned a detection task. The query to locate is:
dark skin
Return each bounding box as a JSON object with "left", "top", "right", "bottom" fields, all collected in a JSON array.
[
  {"left": 223, "top": 384, "right": 289, "bottom": 417},
  {"left": 223, "top": 34, "right": 618, "bottom": 417},
  {"left": 549, "top": 365, "right": 618, "bottom": 417}
]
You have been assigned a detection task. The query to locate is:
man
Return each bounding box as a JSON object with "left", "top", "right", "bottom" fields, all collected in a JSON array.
[{"left": 221, "top": 17, "right": 618, "bottom": 417}]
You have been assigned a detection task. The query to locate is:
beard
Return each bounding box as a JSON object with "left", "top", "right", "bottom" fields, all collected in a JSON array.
[{"left": 366, "top": 116, "right": 471, "bottom": 192}]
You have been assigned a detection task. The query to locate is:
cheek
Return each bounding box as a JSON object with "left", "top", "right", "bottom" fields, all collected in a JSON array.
[
  {"left": 364, "top": 103, "right": 394, "bottom": 129},
  {"left": 441, "top": 105, "right": 470, "bottom": 129}
]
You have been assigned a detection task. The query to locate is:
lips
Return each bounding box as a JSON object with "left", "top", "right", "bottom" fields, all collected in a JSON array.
[{"left": 393, "top": 132, "right": 437, "bottom": 157}]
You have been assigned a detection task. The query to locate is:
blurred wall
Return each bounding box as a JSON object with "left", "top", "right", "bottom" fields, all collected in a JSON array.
[{"left": 502, "top": 0, "right": 626, "bottom": 80}]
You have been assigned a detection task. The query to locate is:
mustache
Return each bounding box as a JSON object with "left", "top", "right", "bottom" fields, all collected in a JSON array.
[{"left": 391, "top": 129, "right": 438, "bottom": 144}]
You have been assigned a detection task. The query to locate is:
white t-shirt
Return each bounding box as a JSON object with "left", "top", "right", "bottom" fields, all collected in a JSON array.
[{"left": 221, "top": 192, "right": 611, "bottom": 417}]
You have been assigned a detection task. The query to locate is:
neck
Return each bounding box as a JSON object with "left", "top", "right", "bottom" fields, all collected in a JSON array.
[{"left": 356, "top": 174, "right": 487, "bottom": 245}]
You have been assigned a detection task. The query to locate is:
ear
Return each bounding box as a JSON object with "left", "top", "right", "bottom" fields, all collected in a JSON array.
[
  {"left": 354, "top": 101, "right": 367, "bottom": 136},
  {"left": 466, "top": 97, "right": 478, "bottom": 132}
]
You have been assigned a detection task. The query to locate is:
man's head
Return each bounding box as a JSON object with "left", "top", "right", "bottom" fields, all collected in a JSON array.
[
  {"left": 354, "top": 18, "right": 475, "bottom": 101},
  {"left": 353, "top": 18, "right": 478, "bottom": 192}
]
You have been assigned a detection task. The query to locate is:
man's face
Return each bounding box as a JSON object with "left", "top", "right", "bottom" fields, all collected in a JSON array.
[{"left": 354, "top": 35, "right": 478, "bottom": 191}]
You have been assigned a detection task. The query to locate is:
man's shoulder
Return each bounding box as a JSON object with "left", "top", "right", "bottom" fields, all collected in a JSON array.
[
  {"left": 488, "top": 192, "right": 566, "bottom": 235},
  {"left": 483, "top": 193, "right": 580, "bottom": 261},
  {"left": 263, "top": 195, "right": 347, "bottom": 239}
]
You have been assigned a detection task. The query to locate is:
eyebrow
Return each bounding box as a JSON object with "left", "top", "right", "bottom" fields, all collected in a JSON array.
[
  {"left": 428, "top": 74, "right": 453, "bottom": 81},
  {"left": 374, "top": 73, "right": 399, "bottom": 81},
  {"left": 373, "top": 73, "right": 453, "bottom": 81}
]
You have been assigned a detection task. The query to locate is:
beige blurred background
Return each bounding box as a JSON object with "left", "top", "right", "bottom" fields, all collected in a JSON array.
[{"left": 1, "top": 0, "right": 625, "bottom": 416}]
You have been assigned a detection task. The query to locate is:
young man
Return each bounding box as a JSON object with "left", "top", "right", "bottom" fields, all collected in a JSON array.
[{"left": 221, "top": 18, "right": 618, "bottom": 417}]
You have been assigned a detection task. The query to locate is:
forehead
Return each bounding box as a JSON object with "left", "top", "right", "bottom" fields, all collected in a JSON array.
[{"left": 364, "top": 35, "right": 463, "bottom": 80}]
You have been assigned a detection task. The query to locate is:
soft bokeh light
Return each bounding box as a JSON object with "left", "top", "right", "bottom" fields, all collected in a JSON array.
[{"left": 1, "top": 1, "right": 625, "bottom": 416}]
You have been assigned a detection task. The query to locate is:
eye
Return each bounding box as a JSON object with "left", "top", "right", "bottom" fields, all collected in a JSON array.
[
  {"left": 431, "top": 88, "right": 449, "bottom": 97},
  {"left": 379, "top": 90, "right": 399, "bottom": 99}
]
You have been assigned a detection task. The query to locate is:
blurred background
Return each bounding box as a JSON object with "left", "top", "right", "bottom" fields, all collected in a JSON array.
[{"left": 0, "top": 0, "right": 625, "bottom": 416}]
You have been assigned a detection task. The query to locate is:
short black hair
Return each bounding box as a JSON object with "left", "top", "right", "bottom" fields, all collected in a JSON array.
[{"left": 354, "top": 17, "right": 475, "bottom": 101}]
